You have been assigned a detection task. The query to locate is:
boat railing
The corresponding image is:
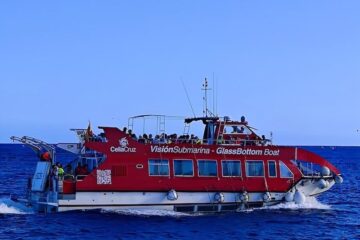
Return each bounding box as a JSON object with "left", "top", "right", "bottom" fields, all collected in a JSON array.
[
  {"left": 135, "top": 137, "right": 270, "bottom": 146},
  {"left": 63, "top": 174, "right": 75, "bottom": 181},
  {"left": 75, "top": 175, "right": 88, "bottom": 181}
]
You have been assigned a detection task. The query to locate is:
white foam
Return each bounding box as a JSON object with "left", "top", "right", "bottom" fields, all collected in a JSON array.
[
  {"left": 101, "top": 208, "right": 193, "bottom": 217},
  {"left": 0, "top": 203, "right": 26, "bottom": 214},
  {"left": 0, "top": 198, "right": 33, "bottom": 214},
  {"left": 260, "top": 197, "right": 331, "bottom": 210}
]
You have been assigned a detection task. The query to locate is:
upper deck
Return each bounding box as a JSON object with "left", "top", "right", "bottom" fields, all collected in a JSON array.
[{"left": 117, "top": 114, "right": 271, "bottom": 148}]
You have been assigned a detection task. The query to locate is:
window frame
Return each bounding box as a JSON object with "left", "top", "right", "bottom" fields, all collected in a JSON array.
[
  {"left": 279, "top": 160, "right": 294, "bottom": 178},
  {"left": 268, "top": 160, "right": 277, "bottom": 178},
  {"left": 245, "top": 160, "right": 265, "bottom": 177},
  {"left": 223, "top": 124, "right": 252, "bottom": 135},
  {"left": 197, "top": 159, "right": 218, "bottom": 177},
  {"left": 221, "top": 160, "right": 242, "bottom": 177},
  {"left": 148, "top": 159, "right": 170, "bottom": 176},
  {"left": 173, "top": 159, "right": 194, "bottom": 177}
]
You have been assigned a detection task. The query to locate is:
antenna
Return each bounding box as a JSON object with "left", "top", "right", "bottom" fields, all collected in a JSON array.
[
  {"left": 212, "top": 73, "right": 215, "bottom": 116},
  {"left": 181, "top": 78, "right": 196, "bottom": 118},
  {"left": 215, "top": 76, "right": 218, "bottom": 116},
  {"left": 202, "top": 78, "right": 215, "bottom": 117}
]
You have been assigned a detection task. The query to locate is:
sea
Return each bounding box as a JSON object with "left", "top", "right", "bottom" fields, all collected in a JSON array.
[{"left": 0, "top": 144, "right": 359, "bottom": 240}]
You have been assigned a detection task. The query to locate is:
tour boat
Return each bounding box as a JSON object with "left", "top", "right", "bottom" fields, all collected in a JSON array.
[{"left": 10, "top": 80, "right": 343, "bottom": 213}]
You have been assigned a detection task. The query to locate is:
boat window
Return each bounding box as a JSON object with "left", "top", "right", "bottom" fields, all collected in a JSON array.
[
  {"left": 280, "top": 161, "right": 294, "bottom": 178},
  {"left": 223, "top": 125, "right": 251, "bottom": 135},
  {"left": 148, "top": 159, "right": 169, "bottom": 176},
  {"left": 174, "top": 159, "right": 194, "bottom": 176},
  {"left": 198, "top": 160, "right": 217, "bottom": 177},
  {"left": 268, "top": 161, "right": 277, "bottom": 177},
  {"left": 291, "top": 160, "right": 321, "bottom": 176},
  {"left": 222, "top": 160, "right": 241, "bottom": 177},
  {"left": 246, "top": 160, "right": 264, "bottom": 177}
]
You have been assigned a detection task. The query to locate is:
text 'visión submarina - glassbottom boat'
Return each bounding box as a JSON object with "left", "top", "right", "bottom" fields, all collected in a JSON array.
[{"left": 10, "top": 79, "right": 343, "bottom": 213}]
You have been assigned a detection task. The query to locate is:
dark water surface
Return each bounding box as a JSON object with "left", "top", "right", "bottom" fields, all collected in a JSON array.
[{"left": 0, "top": 144, "right": 359, "bottom": 239}]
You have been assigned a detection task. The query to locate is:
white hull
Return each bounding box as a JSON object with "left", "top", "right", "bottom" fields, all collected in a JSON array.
[
  {"left": 56, "top": 191, "right": 283, "bottom": 212},
  {"left": 28, "top": 177, "right": 336, "bottom": 213}
]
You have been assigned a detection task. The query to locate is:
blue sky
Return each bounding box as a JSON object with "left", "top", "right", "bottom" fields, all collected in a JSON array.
[{"left": 1, "top": 1, "right": 360, "bottom": 145}]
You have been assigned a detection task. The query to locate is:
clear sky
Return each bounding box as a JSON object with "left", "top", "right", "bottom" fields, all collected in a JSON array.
[{"left": 1, "top": 1, "right": 360, "bottom": 145}]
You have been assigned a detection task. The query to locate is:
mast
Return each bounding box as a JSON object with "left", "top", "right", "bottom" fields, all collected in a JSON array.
[{"left": 202, "top": 78, "right": 215, "bottom": 117}]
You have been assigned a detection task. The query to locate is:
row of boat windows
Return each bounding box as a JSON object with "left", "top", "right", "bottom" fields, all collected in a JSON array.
[{"left": 148, "top": 159, "right": 294, "bottom": 178}]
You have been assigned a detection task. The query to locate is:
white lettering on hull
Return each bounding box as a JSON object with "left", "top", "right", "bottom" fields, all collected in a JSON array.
[
  {"left": 149, "top": 146, "right": 280, "bottom": 156},
  {"left": 150, "top": 146, "right": 210, "bottom": 154},
  {"left": 216, "top": 147, "right": 263, "bottom": 155},
  {"left": 110, "top": 146, "right": 136, "bottom": 153}
]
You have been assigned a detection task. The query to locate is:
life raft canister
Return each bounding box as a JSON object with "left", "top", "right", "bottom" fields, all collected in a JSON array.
[{"left": 41, "top": 151, "right": 51, "bottom": 161}]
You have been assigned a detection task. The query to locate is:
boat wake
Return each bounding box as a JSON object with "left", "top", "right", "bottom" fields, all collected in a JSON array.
[
  {"left": 101, "top": 208, "right": 193, "bottom": 217},
  {"left": 0, "top": 198, "right": 33, "bottom": 214},
  {"left": 260, "top": 197, "right": 331, "bottom": 211}
]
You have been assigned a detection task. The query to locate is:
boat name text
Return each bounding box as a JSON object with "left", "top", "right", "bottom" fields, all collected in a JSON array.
[
  {"left": 150, "top": 146, "right": 210, "bottom": 154},
  {"left": 150, "top": 146, "right": 279, "bottom": 156},
  {"left": 216, "top": 147, "right": 280, "bottom": 156}
]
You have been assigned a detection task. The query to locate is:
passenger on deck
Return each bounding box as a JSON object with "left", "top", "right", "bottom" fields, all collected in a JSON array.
[
  {"left": 75, "top": 163, "right": 82, "bottom": 176},
  {"left": 190, "top": 134, "right": 197, "bottom": 144},
  {"left": 50, "top": 164, "right": 59, "bottom": 192},
  {"left": 138, "top": 135, "right": 145, "bottom": 144},
  {"left": 153, "top": 135, "right": 160, "bottom": 144},
  {"left": 159, "top": 133, "right": 167, "bottom": 144},
  {"left": 143, "top": 134, "right": 149, "bottom": 144},
  {"left": 123, "top": 127, "right": 127, "bottom": 133},
  {"left": 217, "top": 136, "right": 224, "bottom": 144},
  {"left": 148, "top": 134, "right": 153, "bottom": 143},
  {"left": 75, "top": 163, "right": 89, "bottom": 178},
  {"left": 57, "top": 163, "right": 64, "bottom": 180},
  {"left": 231, "top": 126, "right": 240, "bottom": 133},
  {"left": 240, "top": 116, "right": 248, "bottom": 125},
  {"left": 81, "top": 164, "right": 89, "bottom": 175},
  {"left": 169, "top": 134, "right": 177, "bottom": 144},
  {"left": 131, "top": 133, "right": 137, "bottom": 141},
  {"left": 64, "top": 164, "right": 74, "bottom": 178},
  {"left": 127, "top": 129, "right": 133, "bottom": 137},
  {"left": 261, "top": 135, "right": 268, "bottom": 146}
]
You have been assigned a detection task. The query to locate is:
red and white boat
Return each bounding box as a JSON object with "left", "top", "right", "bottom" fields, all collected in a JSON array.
[{"left": 11, "top": 81, "right": 343, "bottom": 213}]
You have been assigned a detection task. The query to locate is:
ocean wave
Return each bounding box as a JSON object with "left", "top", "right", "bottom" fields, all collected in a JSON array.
[
  {"left": 259, "top": 197, "right": 331, "bottom": 210},
  {"left": 0, "top": 198, "right": 33, "bottom": 214},
  {"left": 101, "top": 208, "right": 193, "bottom": 217}
]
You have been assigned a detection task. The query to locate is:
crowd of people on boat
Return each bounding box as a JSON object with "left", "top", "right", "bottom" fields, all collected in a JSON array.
[
  {"left": 122, "top": 127, "right": 202, "bottom": 145},
  {"left": 121, "top": 127, "right": 269, "bottom": 146}
]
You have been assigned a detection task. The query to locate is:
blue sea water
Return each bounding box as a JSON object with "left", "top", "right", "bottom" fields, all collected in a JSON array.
[{"left": 0, "top": 144, "right": 359, "bottom": 240}]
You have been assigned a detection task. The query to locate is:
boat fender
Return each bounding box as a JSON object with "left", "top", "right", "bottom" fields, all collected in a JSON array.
[
  {"left": 240, "top": 191, "right": 249, "bottom": 203},
  {"left": 167, "top": 189, "right": 178, "bottom": 201},
  {"left": 285, "top": 190, "right": 295, "bottom": 202},
  {"left": 335, "top": 175, "right": 343, "bottom": 184},
  {"left": 294, "top": 190, "right": 306, "bottom": 204},
  {"left": 321, "top": 166, "right": 330, "bottom": 177},
  {"left": 263, "top": 192, "right": 271, "bottom": 202},
  {"left": 214, "top": 192, "right": 225, "bottom": 203},
  {"left": 317, "top": 179, "right": 329, "bottom": 189}
]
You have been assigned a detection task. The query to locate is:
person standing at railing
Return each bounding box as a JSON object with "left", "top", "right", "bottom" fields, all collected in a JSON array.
[
  {"left": 50, "top": 164, "right": 59, "bottom": 192},
  {"left": 57, "top": 163, "right": 64, "bottom": 180}
]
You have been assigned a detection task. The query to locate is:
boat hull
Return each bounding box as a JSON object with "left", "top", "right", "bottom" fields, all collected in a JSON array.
[
  {"left": 56, "top": 191, "right": 281, "bottom": 212},
  {"left": 30, "top": 177, "right": 336, "bottom": 213}
]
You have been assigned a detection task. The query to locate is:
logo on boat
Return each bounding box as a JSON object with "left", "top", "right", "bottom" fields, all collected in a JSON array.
[
  {"left": 110, "top": 137, "right": 136, "bottom": 153},
  {"left": 119, "top": 137, "right": 128, "bottom": 148}
]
